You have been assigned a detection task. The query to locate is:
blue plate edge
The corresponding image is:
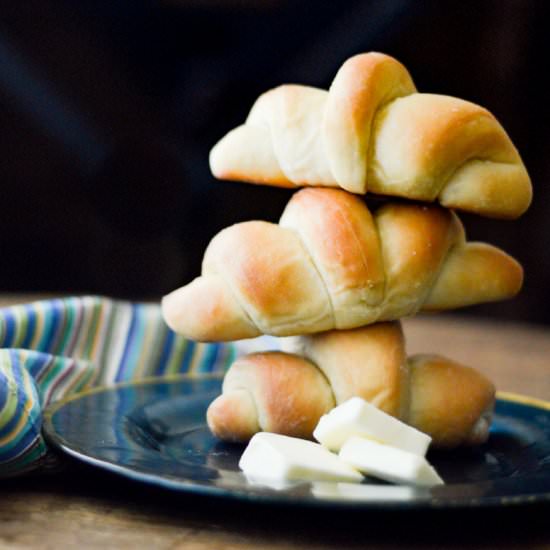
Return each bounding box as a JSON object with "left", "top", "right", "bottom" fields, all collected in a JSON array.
[{"left": 42, "top": 383, "right": 550, "bottom": 510}]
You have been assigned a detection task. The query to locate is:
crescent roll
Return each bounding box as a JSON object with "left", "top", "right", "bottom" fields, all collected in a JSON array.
[
  {"left": 210, "top": 52, "right": 531, "bottom": 219},
  {"left": 207, "top": 322, "right": 496, "bottom": 448},
  {"left": 162, "top": 188, "right": 522, "bottom": 341}
]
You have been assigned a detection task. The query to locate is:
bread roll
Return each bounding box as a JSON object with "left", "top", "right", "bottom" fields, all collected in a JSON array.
[
  {"left": 210, "top": 52, "right": 531, "bottom": 219},
  {"left": 208, "top": 323, "right": 495, "bottom": 449},
  {"left": 162, "top": 188, "right": 522, "bottom": 341}
]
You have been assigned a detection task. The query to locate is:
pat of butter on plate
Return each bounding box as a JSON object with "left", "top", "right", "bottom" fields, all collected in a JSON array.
[
  {"left": 339, "top": 436, "right": 444, "bottom": 487},
  {"left": 239, "top": 432, "right": 363, "bottom": 483},
  {"left": 314, "top": 397, "right": 431, "bottom": 455}
]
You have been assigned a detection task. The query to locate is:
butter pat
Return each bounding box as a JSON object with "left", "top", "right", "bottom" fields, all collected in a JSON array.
[
  {"left": 239, "top": 432, "right": 363, "bottom": 483},
  {"left": 311, "top": 481, "right": 418, "bottom": 502},
  {"left": 339, "top": 436, "right": 444, "bottom": 487},
  {"left": 314, "top": 397, "right": 431, "bottom": 455}
]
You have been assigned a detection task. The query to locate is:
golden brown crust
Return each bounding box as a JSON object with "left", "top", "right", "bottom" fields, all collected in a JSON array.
[
  {"left": 207, "top": 389, "right": 260, "bottom": 442},
  {"left": 162, "top": 188, "right": 522, "bottom": 341},
  {"left": 280, "top": 188, "right": 385, "bottom": 326},
  {"left": 375, "top": 203, "right": 463, "bottom": 318},
  {"left": 208, "top": 324, "right": 495, "bottom": 448},
  {"left": 209, "top": 52, "right": 531, "bottom": 219},
  {"left": 407, "top": 354, "right": 496, "bottom": 448},
  {"left": 423, "top": 243, "right": 524, "bottom": 310},
  {"left": 202, "top": 220, "right": 333, "bottom": 336},
  {"left": 207, "top": 352, "right": 335, "bottom": 441},
  {"left": 323, "top": 52, "right": 417, "bottom": 191},
  {"left": 161, "top": 276, "right": 260, "bottom": 342},
  {"left": 284, "top": 322, "right": 408, "bottom": 418}
]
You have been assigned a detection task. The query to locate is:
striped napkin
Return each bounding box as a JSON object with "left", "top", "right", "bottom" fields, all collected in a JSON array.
[{"left": 0, "top": 296, "right": 275, "bottom": 478}]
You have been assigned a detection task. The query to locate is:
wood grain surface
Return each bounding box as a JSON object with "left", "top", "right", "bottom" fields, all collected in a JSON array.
[{"left": 0, "top": 295, "right": 549, "bottom": 550}]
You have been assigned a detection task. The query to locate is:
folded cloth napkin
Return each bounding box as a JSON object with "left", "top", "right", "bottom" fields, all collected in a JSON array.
[{"left": 0, "top": 296, "right": 271, "bottom": 478}]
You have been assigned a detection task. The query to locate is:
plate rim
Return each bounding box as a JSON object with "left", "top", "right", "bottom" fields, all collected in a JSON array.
[{"left": 43, "top": 379, "right": 550, "bottom": 510}]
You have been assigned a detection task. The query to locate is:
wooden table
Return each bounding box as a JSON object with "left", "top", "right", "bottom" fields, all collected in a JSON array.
[{"left": 1, "top": 295, "right": 549, "bottom": 549}]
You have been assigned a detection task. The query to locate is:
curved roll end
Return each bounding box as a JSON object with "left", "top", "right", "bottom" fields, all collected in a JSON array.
[
  {"left": 463, "top": 407, "right": 494, "bottom": 447},
  {"left": 407, "top": 354, "right": 496, "bottom": 448},
  {"left": 161, "top": 276, "right": 260, "bottom": 342},
  {"left": 423, "top": 242, "right": 523, "bottom": 311},
  {"left": 440, "top": 159, "right": 532, "bottom": 220},
  {"left": 370, "top": 93, "right": 532, "bottom": 218},
  {"left": 208, "top": 352, "right": 335, "bottom": 442},
  {"left": 207, "top": 390, "right": 260, "bottom": 442},
  {"left": 209, "top": 124, "right": 294, "bottom": 187}
]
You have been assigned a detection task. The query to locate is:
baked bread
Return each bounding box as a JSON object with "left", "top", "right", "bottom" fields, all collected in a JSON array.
[
  {"left": 207, "top": 322, "right": 495, "bottom": 448},
  {"left": 162, "top": 188, "right": 523, "bottom": 341},
  {"left": 210, "top": 52, "right": 531, "bottom": 219}
]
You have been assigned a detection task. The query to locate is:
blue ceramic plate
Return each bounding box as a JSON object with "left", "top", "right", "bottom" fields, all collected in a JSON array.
[{"left": 43, "top": 376, "right": 550, "bottom": 509}]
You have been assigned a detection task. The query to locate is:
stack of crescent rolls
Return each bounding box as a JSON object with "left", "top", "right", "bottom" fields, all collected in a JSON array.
[{"left": 162, "top": 53, "right": 532, "bottom": 449}]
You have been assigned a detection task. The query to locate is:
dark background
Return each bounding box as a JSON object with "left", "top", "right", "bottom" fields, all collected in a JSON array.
[{"left": 0, "top": 0, "right": 548, "bottom": 324}]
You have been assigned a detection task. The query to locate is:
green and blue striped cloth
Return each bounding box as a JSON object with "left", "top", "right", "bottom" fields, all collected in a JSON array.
[{"left": 0, "top": 296, "right": 271, "bottom": 478}]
